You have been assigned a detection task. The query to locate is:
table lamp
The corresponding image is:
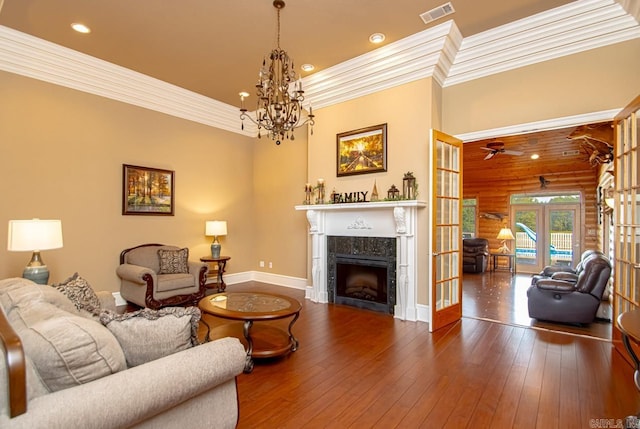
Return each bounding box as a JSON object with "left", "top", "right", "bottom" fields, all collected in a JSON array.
[
  {"left": 7, "top": 219, "right": 64, "bottom": 284},
  {"left": 496, "top": 227, "right": 515, "bottom": 254},
  {"left": 205, "top": 220, "right": 227, "bottom": 258}
]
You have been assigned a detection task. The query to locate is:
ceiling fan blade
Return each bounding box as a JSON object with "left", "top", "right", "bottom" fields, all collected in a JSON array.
[
  {"left": 503, "top": 150, "right": 524, "bottom": 156},
  {"left": 484, "top": 151, "right": 496, "bottom": 160},
  {"left": 480, "top": 147, "right": 494, "bottom": 151}
]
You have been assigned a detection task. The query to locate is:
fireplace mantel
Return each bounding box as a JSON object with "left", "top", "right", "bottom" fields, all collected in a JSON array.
[{"left": 295, "top": 200, "right": 426, "bottom": 321}]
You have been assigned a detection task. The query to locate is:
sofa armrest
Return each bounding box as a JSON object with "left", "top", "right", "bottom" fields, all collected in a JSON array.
[
  {"left": 535, "top": 279, "right": 577, "bottom": 293},
  {"left": 550, "top": 272, "right": 579, "bottom": 282},
  {"left": 116, "top": 264, "right": 156, "bottom": 285},
  {"left": 541, "top": 266, "right": 575, "bottom": 277},
  {"left": 2, "top": 337, "right": 246, "bottom": 429},
  {"left": 188, "top": 261, "right": 208, "bottom": 276}
]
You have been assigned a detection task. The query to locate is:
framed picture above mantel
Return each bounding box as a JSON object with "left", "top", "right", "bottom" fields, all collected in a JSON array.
[
  {"left": 336, "top": 123, "right": 387, "bottom": 177},
  {"left": 122, "top": 164, "right": 175, "bottom": 215}
]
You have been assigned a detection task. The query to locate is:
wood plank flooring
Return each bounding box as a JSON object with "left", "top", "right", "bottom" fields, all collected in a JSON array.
[
  {"left": 204, "top": 282, "right": 639, "bottom": 428},
  {"left": 462, "top": 271, "right": 612, "bottom": 340}
]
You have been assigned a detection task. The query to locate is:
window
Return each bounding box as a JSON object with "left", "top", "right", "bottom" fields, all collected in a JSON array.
[{"left": 462, "top": 198, "right": 477, "bottom": 238}]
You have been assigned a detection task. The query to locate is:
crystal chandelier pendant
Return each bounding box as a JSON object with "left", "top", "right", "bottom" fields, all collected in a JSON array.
[{"left": 239, "top": 0, "right": 315, "bottom": 145}]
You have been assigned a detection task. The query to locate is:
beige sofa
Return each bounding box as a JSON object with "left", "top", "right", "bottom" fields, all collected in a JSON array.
[{"left": 0, "top": 277, "right": 246, "bottom": 429}]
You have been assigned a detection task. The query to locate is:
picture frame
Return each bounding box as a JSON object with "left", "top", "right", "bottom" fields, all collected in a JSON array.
[
  {"left": 122, "top": 164, "right": 175, "bottom": 216},
  {"left": 336, "top": 123, "right": 387, "bottom": 177}
]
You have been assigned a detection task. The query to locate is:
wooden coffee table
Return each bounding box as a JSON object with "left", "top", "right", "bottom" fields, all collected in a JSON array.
[{"left": 198, "top": 292, "right": 301, "bottom": 373}]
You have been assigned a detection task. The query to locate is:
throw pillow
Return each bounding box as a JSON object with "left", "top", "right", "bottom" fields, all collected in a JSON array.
[
  {"left": 99, "top": 306, "right": 201, "bottom": 367},
  {"left": 1, "top": 282, "right": 127, "bottom": 392},
  {"left": 158, "top": 248, "right": 189, "bottom": 274},
  {"left": 51, "top": 272, "right": 102, "bottom": 315}
]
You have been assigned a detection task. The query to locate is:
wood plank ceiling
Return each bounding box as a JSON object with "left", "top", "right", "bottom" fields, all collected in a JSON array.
[{"left": 463, "top": 123, "right": 612, "bottom": 184}]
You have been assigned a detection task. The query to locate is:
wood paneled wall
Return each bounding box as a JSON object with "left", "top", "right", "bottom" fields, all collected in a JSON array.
[{"left": 463, "top": 126, "right": 602, "bottom": 253}]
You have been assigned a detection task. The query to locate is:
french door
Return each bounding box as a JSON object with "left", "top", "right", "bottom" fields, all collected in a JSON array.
[
  {"left": 512, "top": 204, "right": 580, "bottom": 273},
  {"left": 430, "top": 130, "right": 463, "bottom": 332}
]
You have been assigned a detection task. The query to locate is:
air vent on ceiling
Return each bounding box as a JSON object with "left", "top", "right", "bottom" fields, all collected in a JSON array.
[
  {"left": 420, "top": 2, "right": 455, "bottom": 24},
  {"left": 563, "top": 150, "right": 580, "bottom": 156}
]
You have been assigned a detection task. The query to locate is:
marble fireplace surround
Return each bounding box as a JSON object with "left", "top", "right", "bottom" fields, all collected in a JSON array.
[{"left": 295, "top": 201, "right": 426, "bottom": 321}]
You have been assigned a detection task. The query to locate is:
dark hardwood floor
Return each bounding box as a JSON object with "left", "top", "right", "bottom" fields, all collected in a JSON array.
[
  {"left": 462, "top": 271, "right": 612, "bottom": 340},
  {"left": 200, "top": 281, "right": 638, "bottom": 429}
]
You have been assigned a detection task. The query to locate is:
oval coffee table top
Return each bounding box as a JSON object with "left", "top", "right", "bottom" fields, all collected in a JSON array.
[{"left": 199, "top": 292, "right": 302, "bottom": 321}]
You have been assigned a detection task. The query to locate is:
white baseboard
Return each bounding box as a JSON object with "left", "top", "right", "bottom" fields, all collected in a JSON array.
[
  {"left": 113, "top": 292, "right": 127, "bottom": 307},
  {"left": 227, "top": 271, "right": 307, "bottom": 290}
]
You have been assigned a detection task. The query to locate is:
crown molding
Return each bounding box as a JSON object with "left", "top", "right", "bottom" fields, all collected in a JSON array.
[
  {"left": 444, "top": 0, "right": 640, "bottom": 86},
  {"left": 304, "top": 21, "right": 461, "bottom": 109},
  {"left": 0, "top": 25, "right": 254, "bottom": 137},
  {"left": 454, "top": 108, "right": 621, "bottom": 142},
  {"left": 0, "top": 0, "right": 637, "bottom": 137}
]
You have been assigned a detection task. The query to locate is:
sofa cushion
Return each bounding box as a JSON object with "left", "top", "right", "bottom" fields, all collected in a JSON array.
[
  {"left": 100, "top": 306, "right": 201, "bottom": 367},
  {"left": 51, "top": 272, "right": 102, "bottom": 315},
  {"left": 157, "top": 273, "right": 198, "bottom": 292},
  {"left": 0, "top": 281, "right": 127, "bottom": 392},
  {"left": 158, "top": 248, "right": 189, "bottom": 274}
]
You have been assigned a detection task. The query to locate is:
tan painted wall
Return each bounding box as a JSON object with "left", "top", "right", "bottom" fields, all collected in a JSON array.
[
  {"left": 442, "top": 39, "right": 640, "bottom": 135},
  {"left": 307, "top": 78, "right": 435, "bottom": 305},
  {"left": 252, "top": 129, "right": 309, "bottom": 279},
  {"left": 0, "top": 72, "right": 256, "bottom": 291}
]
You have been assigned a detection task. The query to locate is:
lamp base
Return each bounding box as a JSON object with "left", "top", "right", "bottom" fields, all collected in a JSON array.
[
  {"left": 22, "top": 251, "right": 50, "bottom": 284},
  {"left": 23, "top": 265, "right": 50, "bottom": 285},
  {"left": 497, "top": 243, "right": 511, "bottom": 254},
  {"left": 211, "top": 242, "right": 221, "bottom": 259}
]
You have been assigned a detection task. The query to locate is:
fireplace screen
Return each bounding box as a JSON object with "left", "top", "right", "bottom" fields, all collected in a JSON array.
[{"left": 336, "top": 257, "right": 388, "bottom": 306}]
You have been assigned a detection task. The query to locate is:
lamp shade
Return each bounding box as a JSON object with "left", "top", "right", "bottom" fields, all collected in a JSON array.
[
  {"left": 496, "top": 227, "right": 515, "bottom": 241},
  {"left": 205, "top": 221, "right": 227, "bottom": 237},
  {"left": 7, "top": 219, "right": 63, "bottom": 251}
]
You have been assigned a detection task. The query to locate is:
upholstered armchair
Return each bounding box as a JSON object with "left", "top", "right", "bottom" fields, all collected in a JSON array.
[
  {"left": 462, "top": 238, "right": 489, "bottom": 273},
  {"left": 527, "top": 253, "right": 611, "bottom": 324},
  {"left": 117, "top": 243, "right": 208, "bottom": 309}
]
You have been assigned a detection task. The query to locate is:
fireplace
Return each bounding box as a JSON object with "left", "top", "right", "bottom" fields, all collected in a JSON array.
[
  {"left": 328, "top": 236, "right": 396, "bottom": 314},
  {"left": 295, "top": 200, "right": 425, "bottom": 321}
]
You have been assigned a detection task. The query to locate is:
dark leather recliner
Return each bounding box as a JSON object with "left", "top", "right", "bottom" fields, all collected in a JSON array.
[
  {"left": 527, "top": 253, "right": 611, "bottom": 324},
  {"left": 531, "top": 249, "right": 603, "bottom": 286},
  {"left": 463, "top": 238, "right": 489, "bottom": 273}
]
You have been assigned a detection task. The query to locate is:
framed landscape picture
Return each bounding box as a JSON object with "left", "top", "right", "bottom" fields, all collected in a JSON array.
[
  {"left": 122, "top": 164, "right": 174, "bottom": 215},
  {"left": 336, "top": 123, "right": 387, "bottom": 177}
]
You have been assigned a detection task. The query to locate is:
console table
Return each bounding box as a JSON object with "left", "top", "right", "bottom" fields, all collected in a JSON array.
[{"left": 200, "top": 255, "right": 230, "bottom": 292}]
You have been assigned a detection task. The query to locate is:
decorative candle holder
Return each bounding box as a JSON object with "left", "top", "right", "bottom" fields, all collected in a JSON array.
[
  {"left": 304, "top": 183, "right": 313, "bottom": 205},
  {"left": 387, "top": 184, "right": 400, "bottom": 200},
  {"left": 316, "top": 179, "right": 325, "bottom": 204},
  {"left": 403, "top": 172, "right": 416, "bottom": 199}
]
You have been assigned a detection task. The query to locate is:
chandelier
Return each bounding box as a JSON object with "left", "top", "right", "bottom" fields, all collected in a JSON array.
[{"left": 240, "top": 0, "right": 314, "bottom": 145}]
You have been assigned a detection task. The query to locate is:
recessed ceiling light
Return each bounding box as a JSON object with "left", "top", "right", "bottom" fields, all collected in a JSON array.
[
  {"left": 369, "top": 33, "right": 385, "bottom": 44},
  {"left": 301, "top": 64, "right": 315, "bottom": 72},
  {"left": 531, "top": 153, "right": 540, "bottom": 160},
  {"left": 71, "top": 23, "right": 91, "bottom": 34}
]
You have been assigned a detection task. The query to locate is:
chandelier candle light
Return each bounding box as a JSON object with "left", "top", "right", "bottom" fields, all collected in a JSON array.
[
  {"left": 239, "top": 0, "right": 315, "bottom": 145},
  {"left": 7, "top": 219, "right": 64, "bottom": 284},
  {"left": 205, "top": 221, "right": 227, "bottom": 258},
  {"left": 496, "top": 227, "right": 515, "bottom": 254}
]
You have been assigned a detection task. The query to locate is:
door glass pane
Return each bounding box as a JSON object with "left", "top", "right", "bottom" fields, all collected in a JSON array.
[
  {"left": 515, "top": 209, "right": 540, "bottom": 269},
  {"left": 548, "top": 209, "right": 574, "bottom": 267},
  {"left": 463, "top": 199, "right": 477, "bottom": 238}
]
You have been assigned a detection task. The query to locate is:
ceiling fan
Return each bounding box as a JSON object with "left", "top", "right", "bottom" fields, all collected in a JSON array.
[{"left": 480, "top": 142, "right": 524, "bottom": 160}]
